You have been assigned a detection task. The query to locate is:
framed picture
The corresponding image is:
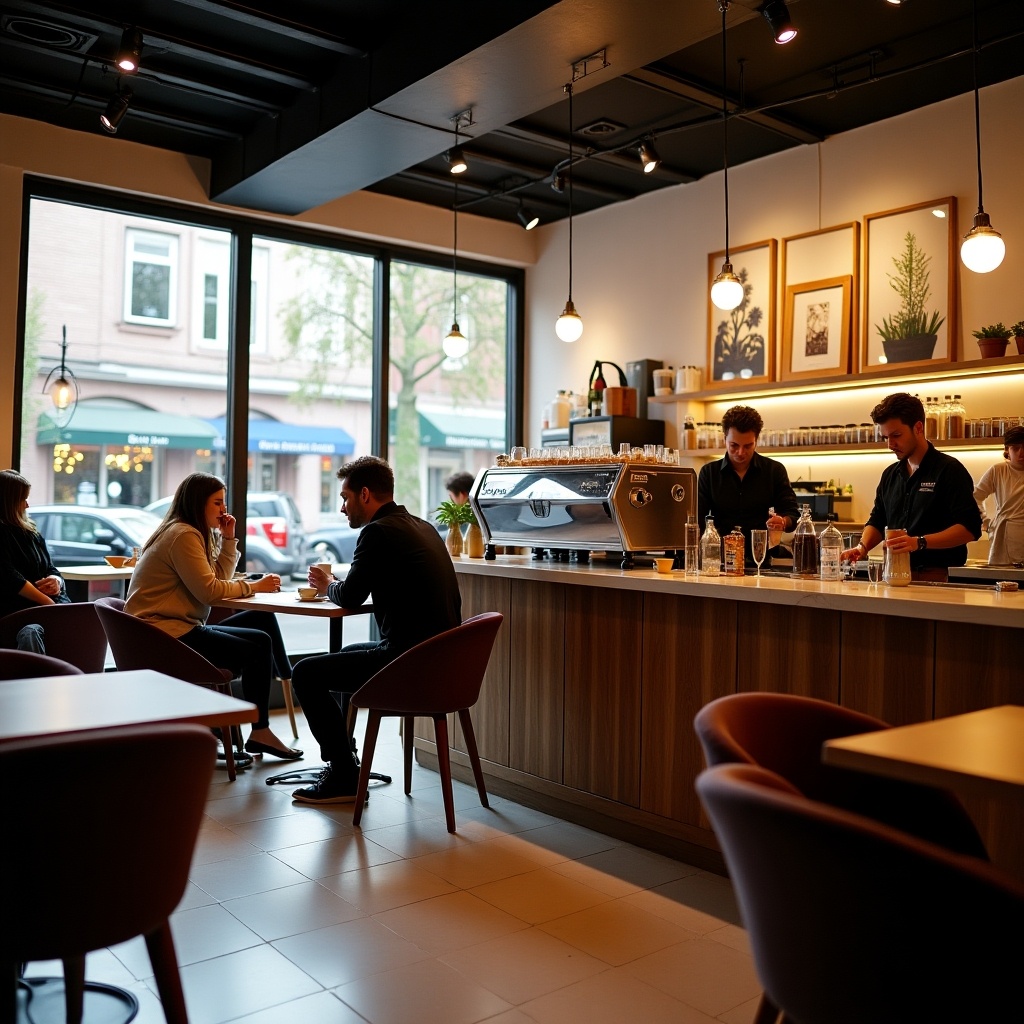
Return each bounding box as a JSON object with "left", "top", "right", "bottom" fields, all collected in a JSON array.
[
  {"left": 706, "top": 238, "right": 777, "bottom": 387},
  {"left": 863, "top": 197, "right": 958, "bottom": 370},
  {"left": 781, "top": 276, "right": 853, "bottom": 381}
]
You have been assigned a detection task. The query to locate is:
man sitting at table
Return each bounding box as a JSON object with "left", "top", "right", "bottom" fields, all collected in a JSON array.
[{"left": 292, "top": 456, "right": 462, "bottom": 804}]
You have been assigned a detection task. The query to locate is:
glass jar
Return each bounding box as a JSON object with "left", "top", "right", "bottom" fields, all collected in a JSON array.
[{"left": 791, "top": 504, "right": 819, "bottom": 578}]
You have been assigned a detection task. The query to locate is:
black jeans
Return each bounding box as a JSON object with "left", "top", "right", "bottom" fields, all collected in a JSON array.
[{"left": 217, "top": 609, "right": 293, "bottom": 679}]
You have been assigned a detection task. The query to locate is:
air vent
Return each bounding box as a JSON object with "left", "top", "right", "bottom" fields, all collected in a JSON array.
[
  {"left": 578, "top": 118, "right": 626, "bottom": 137},
  {"left": 0, "top": 16, "right": 98, "bottom": 53}
]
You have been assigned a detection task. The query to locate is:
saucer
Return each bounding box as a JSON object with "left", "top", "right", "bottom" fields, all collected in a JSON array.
[{"left": 296, "top": 595, "right": 326, "bottom": 603}]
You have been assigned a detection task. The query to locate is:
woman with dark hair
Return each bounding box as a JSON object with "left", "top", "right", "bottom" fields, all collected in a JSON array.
[
  {"left": 0, "top": 469, "right": 69, "bottom": 650},
  {"left": 126, "top": 472, "right": 301, "bottom": 759}
]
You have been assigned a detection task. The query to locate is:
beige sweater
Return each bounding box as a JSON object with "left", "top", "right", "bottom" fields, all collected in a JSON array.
[{"left": 125, "top": 522, "right": 253, "bottom": 638}]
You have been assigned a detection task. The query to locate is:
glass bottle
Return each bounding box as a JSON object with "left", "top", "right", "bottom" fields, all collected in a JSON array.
[
  {"left": 723, "top": 526, "right": 745, "bottom": 576},
  {"left": 792, "top": 504, "right": 819, "bottom": 578},
  {"left": 767, "top": 506, "right": 783, "bottom": 550},
  {"left": 819, "top": 513, "right": 843, "bottom": 581},
  {"left": 924, "top": 397, "right": 939, "bottom": 440},
  {"left": 700, "top": 514, "right": 721, "bottom": 577},
  {"left": 947, "top": 395, "right": 966, "bottom": 439},
  {"left": 938, "top": 395, "right": 952, "bottom": 441},
  {"left": 684, "top": 513, "right": 700, "bottom": 577}
]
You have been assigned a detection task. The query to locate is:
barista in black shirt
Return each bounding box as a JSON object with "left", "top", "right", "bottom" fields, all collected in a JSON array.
[
  {"left": 842, "top": 393, "right": 981, "bottom": 580},
  {"left": 697, "top": 405, "right": 798, "bottom": 563}
]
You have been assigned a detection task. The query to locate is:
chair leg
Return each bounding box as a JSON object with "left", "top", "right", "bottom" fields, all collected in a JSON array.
[
  {"left": 353, "top": 711, "right": 382, "bottom": 828},
  {"left": 62, "top": 953, "right": 86, "bottom": 1024},
  {"left": 280, "top": 678, "right": 298, "bottom": 738},
  {"left": 403, "top": 715, "right": 415, "bottom": 795},
  {"left": 751, "top": 992, "right": 782, "bottom": 1024},
  {"left": 145, "top": 922, "right": 189, "bottom": 1024},
  {"left": 432, "top": 714, "right": 456, "bottom": 833},
  {"left": 220, "top": 719, "right": 236, "bottom": 782},
  {"left": 458, "top": 708, "right": 490, "bottom": 809}
]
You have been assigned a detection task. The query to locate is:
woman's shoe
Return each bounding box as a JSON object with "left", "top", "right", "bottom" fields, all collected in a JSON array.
[{"left": 245, "top": 740, "right": 303, "bottom": 761}]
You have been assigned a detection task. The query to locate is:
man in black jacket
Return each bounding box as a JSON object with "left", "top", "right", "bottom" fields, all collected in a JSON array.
[{"left": 292, "top": 456, "right": 461, "bottom": 804}]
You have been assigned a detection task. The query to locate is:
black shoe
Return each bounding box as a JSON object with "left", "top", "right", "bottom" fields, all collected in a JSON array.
[
  {"left": 292, "top": 764, "right": 358, "bottom": 804},
  {"left": 215, "top": 751, "right": 253, "bottom": 771}
]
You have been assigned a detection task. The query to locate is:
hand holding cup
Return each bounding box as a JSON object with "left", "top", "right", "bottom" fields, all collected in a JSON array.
[
  {"left": 249, "top": 573, "right": 282, "bottom": 594},
  {"left": 308, "top": 564, "right": 334, "bottom": 595}
]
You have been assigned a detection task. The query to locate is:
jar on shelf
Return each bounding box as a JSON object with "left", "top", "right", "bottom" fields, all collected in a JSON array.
[
  {"left": 844, "top": 423, "right": 858, "bottom": 444},
  {"left": 924, "top": 397, "right": 939, "bottom": 440},
  {"left": 859, "top": 423, "right": 874, "bottom": 443}
]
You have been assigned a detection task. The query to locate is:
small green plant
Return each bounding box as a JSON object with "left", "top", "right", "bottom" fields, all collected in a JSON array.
[
  {"left": 971, "top": 323, "right": 1013, "bottom": 340},
  {"left": 434, "top": 499, "right": 476, "bottom": 527},
  {"left": 1010, "top": 321, "right": 1024, "bottom": 337},
  {"left": 875, "top": 231, "right": 945, "bottom": 343}
]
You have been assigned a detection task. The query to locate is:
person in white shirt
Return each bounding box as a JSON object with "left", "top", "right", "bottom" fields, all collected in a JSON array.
[{"left": 974, "top": 425, "right": 1024, "bottom": 565}]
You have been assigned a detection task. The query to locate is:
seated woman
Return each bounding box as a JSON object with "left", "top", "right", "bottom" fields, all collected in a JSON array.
[
  {"left": 0, "top": 469, "right": 69, "bottom": 652},
  {"left": 126, "top": 472, "right": 301, "bottom": 760}
]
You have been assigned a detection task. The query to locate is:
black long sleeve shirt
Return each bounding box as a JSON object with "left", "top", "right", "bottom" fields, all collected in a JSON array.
[{"left": 0, "top": 523, "right": 64, "bottom": 618}]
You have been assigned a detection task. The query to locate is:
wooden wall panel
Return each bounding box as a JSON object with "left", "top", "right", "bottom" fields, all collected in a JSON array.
[
  {"left": 839, "top": 612, "right": 934, "bottom": 724},
  {"left": 564, "top": 587, "right": 642, "bottom": 805},
  {"left": 640, "top": 593, "right": 738, "bottom": 825},
  {"left": 508, "top": 579, "right": 564, "bottom": 782}
]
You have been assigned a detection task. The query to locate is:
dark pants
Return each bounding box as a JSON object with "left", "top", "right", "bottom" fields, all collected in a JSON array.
[
  {"left": 217, "top": 609, "right": 293, "bottom": 679},
  {"left": 292, "top": 642, "right": 396, "bottom": 784},
  {"left": 15, "top": 623, "right": 46, "bottom": 654},
  {"left": 180, "top": 623, "right": 274, "bottom": 729}
]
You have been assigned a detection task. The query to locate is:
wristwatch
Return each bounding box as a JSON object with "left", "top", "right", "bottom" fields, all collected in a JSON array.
[{"left": 917, "top": 535, "right": 928, "bottom": 551}]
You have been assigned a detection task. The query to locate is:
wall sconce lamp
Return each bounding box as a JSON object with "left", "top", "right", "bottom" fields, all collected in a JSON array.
[
  {"left": 42, "top": 325, "right": 79, "bottom": 428},
  {"left": 554, "top": 81, "right": 583, "bottom": 343},
  {"left": 758, "top": 1, "right": 797, "bottom": 44},
  {"left": 100, "top": 81, "right": 132, "bottom": 133},
  {"left": 115, "top": 27, "right": 143, "bottom": 73}
]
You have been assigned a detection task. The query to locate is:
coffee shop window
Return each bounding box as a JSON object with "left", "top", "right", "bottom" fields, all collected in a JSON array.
[
  {"left": 123, "top": 228, "right": 178, "bottom": 326},
  {"left": 194, "top": 236, "right": 269, "bottom": 353}
]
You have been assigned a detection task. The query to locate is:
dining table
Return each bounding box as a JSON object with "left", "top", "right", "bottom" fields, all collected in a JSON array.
[{"left": 60, "top": 563, "right": 134, "bottom": 602}]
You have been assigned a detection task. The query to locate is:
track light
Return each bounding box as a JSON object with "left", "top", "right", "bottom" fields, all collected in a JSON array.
[
  {"left": 517, "top": 204, "right": 540, "bottom": 230},
  {"left": 551, "top": 172, "right": 566, "bottom": 194},
  {"left": 115, "top": 27, "right": 143, "bottom": 73},
  {"left": 445, "top": 146, "right": 468, "bottom": 174},
  {"left": 637, "top": 140, "right": 661, "bottom": 174},
  {"left": 759, "top": 1, "right": 797, "bottom": 44},
  {"left": 100, "top": 83, "right": 132, "bottom": 134}
]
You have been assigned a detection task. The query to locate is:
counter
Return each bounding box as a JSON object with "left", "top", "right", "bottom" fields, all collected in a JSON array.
[{"left": 414, "top": 556, "right": 1023, "bottom": 871}]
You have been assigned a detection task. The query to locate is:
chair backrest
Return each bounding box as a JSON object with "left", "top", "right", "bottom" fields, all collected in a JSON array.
[
  {"left": 693, "top": 692, "right": 988, "bottom": 858},
  {"left": 350, "top": 612, "right": 503, "bottom": 715},
  {"left": 695, "top": 763, "right": 1024, "bottom": 1024},
  {"left": 94, "top": 597, "right": 231, "bottom": 686},
  {"left": 0, "top": 649, "right": 84, "bottom": 679},
  {"left": 0, "top": 602, "right": 108, "bottom": 673},
  {"left": 0, "top": 724, "right": 216, "bottom": 962}
]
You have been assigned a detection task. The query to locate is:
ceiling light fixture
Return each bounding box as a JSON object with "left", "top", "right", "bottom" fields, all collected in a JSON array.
[
  {"left": 42, "top": 325, "right": 79, "bottom": 428},
  {"left": 100, "top": 80, "right": 132, "bottom": 133},
  {"left": 710, "top": 2, "right": 744, "bottom": 312},
  {"left": 960, "top": 0, "right": 1005, "bottom": 274},
  {"left": 443, "top": 163, "right": 469, "bottom": 360},
  {"left": 115, "top": 26, "right": 143, "bottom": 73},
  {"left": 444, "top": 146, "right": 467, "bottom": 175},
  {"left": 758, "top": 1, "right": 797, "bottom": 44},
  {"left": 638, "top": 139, "right": 661, "bottom": 174},
  {"left": 555, "top": 81, "right": 583, "bottom": 343},
  {"left": 517, "top": 203, "right": 540, "bottom": 230}
]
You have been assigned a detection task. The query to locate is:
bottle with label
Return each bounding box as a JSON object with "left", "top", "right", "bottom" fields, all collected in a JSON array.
[
  {"left": 723, "top": 526, "right": 745, "bottom": 576},
  {"left": 819, "top": 513, "right": 843, "bottom": 581},
  {"left": 791, "top": 504, "right": 819, "bottom": 578},
  {"left": 684, "top": 513, "right": 700, "bottom": 577},
  {"left": 700, "top": 514, "right": 721, "bottom": 577}
]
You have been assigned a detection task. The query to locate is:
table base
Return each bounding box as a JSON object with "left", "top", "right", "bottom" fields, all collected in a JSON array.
[{"left": 18, "top": 977, "right": 138, "bottom": 1024}]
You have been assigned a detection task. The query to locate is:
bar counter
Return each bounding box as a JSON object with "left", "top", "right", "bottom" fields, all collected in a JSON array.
[{"left": 413, "top": 556, "right": 1023, "bottom": 869}]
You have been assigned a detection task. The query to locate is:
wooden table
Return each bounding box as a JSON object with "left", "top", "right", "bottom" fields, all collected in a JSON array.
[
  {"left": 209, "top": 591, "right": 373, "bottom": 653},
  {"left": 60, "top": 563, "right": 134, "bottom": 602}
]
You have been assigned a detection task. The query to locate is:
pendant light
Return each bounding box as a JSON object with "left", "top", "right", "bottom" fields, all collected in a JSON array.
[
  {"left": 960, "top": 0, "right": 1005, "bottom": 274},
  {"left": 42, "top": 325, "right": 79, "bottom": 428},
  {"left": 443, "top": 176, "right": 469, "bottom": 359},
  {"left": 555, "top": 81, "right": 583, "bottom": 343},
  {"left": 710, "top": 2, "right": 744, "bottom": 311}
]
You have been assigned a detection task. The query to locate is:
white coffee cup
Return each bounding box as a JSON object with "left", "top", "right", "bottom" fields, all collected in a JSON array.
[
  {"left": 311, "top": 562, "right": 332, "bottom": 575},
  {"left": 297, "top": 586, "right": 318, "bottom": 601}
]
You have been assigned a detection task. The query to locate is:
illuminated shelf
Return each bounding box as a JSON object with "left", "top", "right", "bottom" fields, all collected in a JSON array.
[{"left": 681, "top": 438, "right": 1003, "bottom": 459}]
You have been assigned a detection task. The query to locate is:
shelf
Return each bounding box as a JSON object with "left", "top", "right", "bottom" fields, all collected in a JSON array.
[
  {"left": 650, "top": 355, "right": 1024, "bottom": 404},
  {"left": 681, "top": 438, "right": 1003, "bottom": 459}
]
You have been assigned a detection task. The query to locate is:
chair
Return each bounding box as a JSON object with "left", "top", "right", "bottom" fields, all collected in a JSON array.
[
  {"left": 94, "top": 598, "right": 245, "bottom": 780},
  {"left": 693, "top": 692, "right": 988, "bottom": 858},
  {"left": 696, "top": 763, "right": 1024, "bottom": 1024},
  {"left": 0, "top": 602, "right": 109, "bottom": 673},
  {"left": 350, "top": 612, "right": 503, "bottom": 833},
  {"left": 0, "top": 724, "right": 216, "bottom": 1024},
  {"left": 0, "top": 649, "right": 84, "bottom": 679}
]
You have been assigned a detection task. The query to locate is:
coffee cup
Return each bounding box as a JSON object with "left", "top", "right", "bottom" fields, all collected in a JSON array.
[
  {"left": 297, "top": 586, "right": 318, "bottom": 601},
  {"left": 654, "top": 557, "right": 675, "bottom": 574},
  {"left": 311, "top": 562, "right": 332, "bottom": 575}
]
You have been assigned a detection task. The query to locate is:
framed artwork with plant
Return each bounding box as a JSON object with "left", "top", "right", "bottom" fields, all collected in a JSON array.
[
  {"left": 706, "top": 238, "right": 777, "bottom": 387},
  {"left": 863, "top": 197, "right": 958, "bottom": 370}
]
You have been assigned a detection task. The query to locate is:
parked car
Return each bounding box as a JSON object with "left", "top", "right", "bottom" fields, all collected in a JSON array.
[
  {"left": 304, "top": 521, "right": 360, "bottom": 565},
  {"left": 29, "top": 505, "right": 163, "bottom": 567},
  {"left": 247, "top": 491, "right": 307, "bottom": 575},
  {"left": 145, "top": 496, "right": 299, "bottom": 576}
]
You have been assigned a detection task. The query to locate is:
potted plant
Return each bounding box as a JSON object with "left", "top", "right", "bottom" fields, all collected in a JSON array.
[
  {"left": 1011, "top": 321, "right": 1024, "bottom": 356},
  {"left": 972, "top": 322, "right": 1012, "bottom": 359},
  {"left": 435, "top": 499, "right": 478, "bottom": 557},
  {"left": 875, "top": 231, "right": 945, "bottom": 363}
]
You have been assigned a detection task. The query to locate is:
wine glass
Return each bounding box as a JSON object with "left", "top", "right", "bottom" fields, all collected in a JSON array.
[{"left": 751, "top": 529, "right": 768, "bottom": 578}]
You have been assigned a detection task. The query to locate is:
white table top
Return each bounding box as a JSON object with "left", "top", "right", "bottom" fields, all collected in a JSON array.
[
  {"left": 210, "top": 591, "right": 373, "bottom": 619},
  {"left": 0, "top": 668, "right": 257, "bottom": 743},
  {"left": 823, "top": 705, "right": 1024, "bottom": 801},
  {"left": 60, "top": 564, "right": 135, "bottom": 581}
]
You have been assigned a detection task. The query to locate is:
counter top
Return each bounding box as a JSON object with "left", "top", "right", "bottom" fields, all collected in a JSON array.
[{"left": 453, "top": 555, "right": 1024, "bottom": 629}]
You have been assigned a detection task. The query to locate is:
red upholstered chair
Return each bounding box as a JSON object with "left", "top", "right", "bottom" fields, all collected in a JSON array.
[
  {"left": 350, "top": 612, "right": 503, "bottom": 833},
  {"left": 94, "top": 597, "right": 245, "bottom": 780},
  {"left": 0, "top": 724, "right": 216, "bottom": 1024},
  {"left": 0, "top": 649, "right": 83, "bottom": 679},
  {"left": 696, "top": 763, "right": 1024, "bottom": 1024},
  {"left": 0, "top": 602, "right": 109, "bottom": 673}
]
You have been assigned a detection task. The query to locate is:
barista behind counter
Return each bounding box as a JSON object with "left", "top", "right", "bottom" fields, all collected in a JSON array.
[{"left": 697, "top": 405, "right": 798, "bottom": 563}]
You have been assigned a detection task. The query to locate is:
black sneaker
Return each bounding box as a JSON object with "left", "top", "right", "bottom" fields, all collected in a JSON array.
[{"left": 292, "top": 764, "right": 358, "bottom": 804}]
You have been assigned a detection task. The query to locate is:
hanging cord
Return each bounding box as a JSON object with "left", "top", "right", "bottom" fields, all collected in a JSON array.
[
  {"left": 719, "top": 1, "right": 731, "bottom": 261},
  {"left": 452, "top": 128, "right": 459, "bottom": 325},
  {"left": 970, "top": 0, "right": 983, "bottom": 214},
  {"left": 566, "top": 81, "right": 574, "bottom": 303}
]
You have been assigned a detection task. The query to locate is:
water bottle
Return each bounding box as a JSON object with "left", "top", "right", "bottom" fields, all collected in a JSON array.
[
  {"left": 683, "top": 513, "right": 700, "bottom": 577},
  {"left": 700, "top": 514, "right": 721, "bottom": 577},
  {"left": 819, "top": 513, "right": 843, "bottom": 581}
]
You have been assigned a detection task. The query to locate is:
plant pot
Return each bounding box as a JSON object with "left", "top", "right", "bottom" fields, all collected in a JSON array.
[
  {"left": 445, "top": 525, "right": 463, "bottom": 557},
  {"left": 465, "top": 522, "right": 485, "bottom": 558},
  {"left": 881, "top": 334, "right": 937, "bottom": 364},
  {"left": 1015, "top": 335, "right": 1024, "bottom": 356},
  {"left": 977, "top": 338, "right": 1009, "bottom": 358}
]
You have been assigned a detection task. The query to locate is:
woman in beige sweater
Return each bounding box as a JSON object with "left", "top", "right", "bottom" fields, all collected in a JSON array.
[{"left": 126, "top": 472, "right": 301, "bottom": 759}]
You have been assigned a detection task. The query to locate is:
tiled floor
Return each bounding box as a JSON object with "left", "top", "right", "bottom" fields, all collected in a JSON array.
[{"left": 25, "top": 710, "right": 762, "bottom": 1024}]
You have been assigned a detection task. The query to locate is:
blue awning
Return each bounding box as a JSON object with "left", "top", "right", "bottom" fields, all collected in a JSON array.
[{"left": 206, "top": 417, "right": 355, "bottom": 456}]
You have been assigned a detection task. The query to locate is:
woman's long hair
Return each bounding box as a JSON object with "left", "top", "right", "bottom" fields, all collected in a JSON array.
[
  {"left": 0, "top": 470, "right": 36, "bottom": 532},
  {"left": 145, "top": 472, "right": 224, "bottom": 560}
]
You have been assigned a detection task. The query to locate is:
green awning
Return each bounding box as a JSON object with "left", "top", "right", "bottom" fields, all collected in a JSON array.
[
  {"left": 390, "top": 409, "right": 506, "bottom": 451},
  {"left": 37, "top": 407, "right": 219, "bottom": 450}
]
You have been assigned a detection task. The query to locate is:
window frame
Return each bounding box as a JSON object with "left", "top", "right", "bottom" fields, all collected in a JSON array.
[{"left": 123, "top": 226, "right": 179, "bottom": 327}]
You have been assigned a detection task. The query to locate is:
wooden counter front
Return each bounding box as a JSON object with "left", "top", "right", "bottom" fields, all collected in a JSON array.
[{"left": 413, "top": 558, "right": 1023, "bottom": 867}]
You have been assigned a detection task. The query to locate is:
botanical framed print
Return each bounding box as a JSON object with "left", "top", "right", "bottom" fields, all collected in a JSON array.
[
  {"left": 862, "top": 197, "right": 958, "bottom": 370},
  {"left": 706, "top": 238, "right": 777, "bottom": 387},
  {"left": 781, "top": 276, "right": 852, "bottom": 381}
]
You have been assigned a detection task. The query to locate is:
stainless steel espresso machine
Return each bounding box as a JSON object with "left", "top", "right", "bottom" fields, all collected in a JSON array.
[{"left": 470, "top": 462, "right": 697, "bottom": 568}]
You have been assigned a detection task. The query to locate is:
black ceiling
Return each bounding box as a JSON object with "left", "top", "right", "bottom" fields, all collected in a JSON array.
[{"left": 2, "top": 0, "right": 1022, "bottom": 227}]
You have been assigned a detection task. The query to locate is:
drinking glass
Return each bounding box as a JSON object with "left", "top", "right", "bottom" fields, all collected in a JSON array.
[
  {"left": 750, "top": 529, "right": 768, "bottom": 577},
  {"left": 867, "top": 560, "right": 883, "bottom": 584},
  {"left": 509, "top": 446, "right": 527, "bottom": 464}
]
